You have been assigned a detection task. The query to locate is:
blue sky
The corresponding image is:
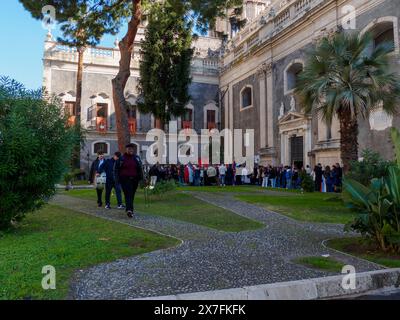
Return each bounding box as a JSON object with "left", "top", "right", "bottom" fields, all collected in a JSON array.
[{"left": 0, "top": 1, "right": 126, "bottom": 90}]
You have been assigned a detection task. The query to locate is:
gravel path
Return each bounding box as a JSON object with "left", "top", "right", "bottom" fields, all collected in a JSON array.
[{"left": 52, "top": 193, "right": 383, "bottom": 300}]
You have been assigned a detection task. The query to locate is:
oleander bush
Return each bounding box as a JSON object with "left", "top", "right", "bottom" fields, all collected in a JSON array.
[{"left": 0, "top": 77, "right": 79, "bottom": 230}]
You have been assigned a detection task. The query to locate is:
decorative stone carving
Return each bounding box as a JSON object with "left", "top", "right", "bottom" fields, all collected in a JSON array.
[
  {"left": 279, "top": 102, "right": 285, "bottom": 119},
  {"left": 208, "top": 48, "right": 220, "bottom": 58},
  {"left": 257, "top": 62, "right": 273, "bottom": 78},
  {"left": 46, "top": 30, "right": 53, "bottom": 42},
  {"left": 290, "top": 95, "right": 296, "bottom": 111},
  {"left": 114, "top": 38, "right": 119, "bottom": 49},
  {"left": 268, "top": 7, "right": 276, "bottom": 18},
  {"left": 260, "top": 16, "right": 267, "bottom": 25}
]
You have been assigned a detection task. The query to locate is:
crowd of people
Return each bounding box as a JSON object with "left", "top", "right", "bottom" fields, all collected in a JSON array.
[
  {"left": 89, "top": 146, "right": 344, "bottom": 218},
  {"left": 144, "top": 162, "right": 343, "bottom": 193}
]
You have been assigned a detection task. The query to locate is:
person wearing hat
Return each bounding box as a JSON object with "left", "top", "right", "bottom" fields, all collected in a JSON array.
[{"left": 114, "top": 143, "right": 144, "bottom": 218}]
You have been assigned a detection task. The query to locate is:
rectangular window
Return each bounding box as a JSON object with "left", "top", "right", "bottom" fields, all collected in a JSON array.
[
  {"left": 126, "top": 106, "right": 137, "bottom": 119},
  {"left": 97, "top": 103, "right": 108, "bottom": 118},
  {"left": 64, "top": 101, "right": 76, "bottom": 116},
  {"left": 182, "top": 109, "right": 193, "bottom": 122},
  {"left": 207, "top": 110, "right": 216, "bottom": 123},
  {"left": 87, "top": 106, "right": 94, "bottom": 121}
]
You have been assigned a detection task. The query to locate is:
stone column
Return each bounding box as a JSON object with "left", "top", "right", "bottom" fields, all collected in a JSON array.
[
  {"left": 281, "top": 132, "right": 289, "bottom": 165},
  {"left": 229, "top": 84, "right": 234, "bottom": 132},
  {"left": 304, "top": 125, "right": 312, "bottom": 167},
  {"left": 257, "top": 67, "right": 267, "bottom": 148},
  {"left": 265, "top": 63, "right": 274, "bottom": 148},
  {"left": 224, "top": 86, "right": 229, "bottom": 130}
]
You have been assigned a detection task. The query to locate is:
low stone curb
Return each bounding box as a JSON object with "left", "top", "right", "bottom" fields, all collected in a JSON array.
[{"left": 137, "top": 269, "right": 400, "bottom": 300}]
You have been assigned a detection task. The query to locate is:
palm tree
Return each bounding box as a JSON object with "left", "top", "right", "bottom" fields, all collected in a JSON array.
[{"left": 295, "top": 31, "right": 400, "bottom": 173}]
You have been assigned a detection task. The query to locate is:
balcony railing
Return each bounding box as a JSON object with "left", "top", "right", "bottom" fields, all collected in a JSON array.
[
  {"left": 224, "top": 0, "right": 328, "bottom": 66},
  {"left": 67, "top": 115, "right": 76, "bottom": 127},
  {"left": 96, "top": 117, "right": 108, "bottom": 133},
  {"left": 182, "top": 121, "right": 193, "bottom": 130},
  {"left": 207, "top": 122, "right": 216, "bottom": 130}
]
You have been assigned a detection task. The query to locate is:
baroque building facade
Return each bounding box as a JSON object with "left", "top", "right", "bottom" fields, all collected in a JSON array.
[
  {"left": 43, "top": 0, "right": 399, "bottom": 172},
  {"left": 220, "top": 0, "right": 399, "bottom": 168}
]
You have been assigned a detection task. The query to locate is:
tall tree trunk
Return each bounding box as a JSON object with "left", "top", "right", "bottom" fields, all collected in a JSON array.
[
  {"left": 112, "top": 0, "right": 142, "bottom": 152},
  {"left": 76, "top": 47, "right": 84, "bottom": 123},
  {"left": 339, "top": 110, "right": 359, "bottom": 173},
  {"left": 72, "top": 47, "right": 85, "bottom": 169}
]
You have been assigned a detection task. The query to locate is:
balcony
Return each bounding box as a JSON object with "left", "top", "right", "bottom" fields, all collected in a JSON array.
[
  {"left": 129, "top": 118, "right": 137, "bottom": 135},
  {"left": 67, "top": 115, "right": 76, "bottom": 127},
  {"left": 182, "top": 121, "right": 193, "bottom": 130},
  {"left": 207, "top": 122, "right": 217, "bottom": 130},
  {"left": 96, "top": 117, "right": 108, "bottom": 133}
]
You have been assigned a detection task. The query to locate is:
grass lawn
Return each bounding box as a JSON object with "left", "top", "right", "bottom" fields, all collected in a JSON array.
[
  {"left": 62, "top": 189, "right": 264, "bottom": 232},
  {"left": 178, "top": 185, "right": 265, "bottom": 193},
  {"left": 177, "top": 185, "right": 301, "bottom": 194},
  {"left": 328, "top": 238, "right": 400, "bottom": 268},
  {"left": 236, "top": 192, "right": 356, "bottom": 224},
  {"left": 294, "top": 256, "right": 345, "bottom": 273},
  {"left": 0, "top": 205, "right": 179, "bottom": 300}
]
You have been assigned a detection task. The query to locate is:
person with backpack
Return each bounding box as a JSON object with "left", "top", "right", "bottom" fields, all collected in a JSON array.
[{"left": 114, "top": 144, "right": 144, "bottom": 218}]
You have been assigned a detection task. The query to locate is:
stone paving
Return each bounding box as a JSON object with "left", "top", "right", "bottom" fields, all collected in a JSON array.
[{"left": 52, "top": 192, "right": 383, "bottom": 300}]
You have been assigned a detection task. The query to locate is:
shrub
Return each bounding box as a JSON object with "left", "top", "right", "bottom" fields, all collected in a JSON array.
[
  {"left": 0, "top": 77, "right": 79, "bottom": 230},
  {"left": 347, "top": 149, "right": 393, "bottom": 186},
  {"left": 300, "top": 172, "right": 314, "bottom": 193},
  {"left": 344, "top": 128, "right": 400, "bottom": 253},
  {"left": 148, "top": 179, "right": 177, "bottom": 200}
]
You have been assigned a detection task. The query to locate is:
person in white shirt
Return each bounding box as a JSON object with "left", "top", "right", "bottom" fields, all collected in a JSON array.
[{"left": 219, "top": 164, "right": 227, "bottom": 186}]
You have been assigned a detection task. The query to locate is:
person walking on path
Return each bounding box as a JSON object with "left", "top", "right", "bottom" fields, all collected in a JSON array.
[
  {"left": 114, "top": 144, "right": 144, "bottom": 218},
  {"left": 89, "top": 152, "right": 106, "bottom": 208},
  {"left": 101, "top": 152, "right": 124, "bottom": 210}
]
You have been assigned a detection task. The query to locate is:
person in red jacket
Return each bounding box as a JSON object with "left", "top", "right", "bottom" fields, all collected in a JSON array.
[{"left": 114, "top": 144, "right": 144, "bottom": 218}]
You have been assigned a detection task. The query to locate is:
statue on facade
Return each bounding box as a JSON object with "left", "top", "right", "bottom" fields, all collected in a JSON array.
[
  {"left": 290, "top": 96, "right": 296, "bottom": 112},
  {"left": 279, "top": 102, "right": 285, "bottom": 119},
  {"left": 268, "top": 7, "right": 276, "bottom": 18}
]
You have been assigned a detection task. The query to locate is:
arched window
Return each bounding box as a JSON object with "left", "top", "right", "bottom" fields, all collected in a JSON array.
[
  {"left": 93, "top": 142, "right": 109, "bottom": 155},
  {"left": 362, "top": 17, "right": 399, "bottom": 55},
  {"left": 203, "top": 101, "right": 219, "bottom": 130},
  {"left": 374, "top": 23, "right": 395, "bottom": 50},
  {"left": 240, "top": 86, "right": 253, "bottom": 109},
  {"left": 89, "top": 94, "right": 110, "bottom": 132},
  {"left": 58, "top": 91, "right": 77, "bottom": 126},
  {"left": 181, "top": 104, "right": 194, "bottom": 129},
  {"left": 285, "top": 62, "right": 303, "bottom": 94}
]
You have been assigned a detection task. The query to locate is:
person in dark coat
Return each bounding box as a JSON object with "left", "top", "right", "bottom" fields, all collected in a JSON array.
[
  {"left": 226, "top": 164, "right": 234, "bottom": 186},
  {"left": 314, "top": 164, "right": 323, "bottom": 192},
  {"left": 89, "top": 152, "right": 106, "bottom": 207},
  {"left": 100, "top": 152, "right": 124, "bottom": 210},
  {"left": 333, "top": 163, "right": 343, "bottom": 193},
  {"left": 114, "top": 144, "right": 144, "bottom": 218}
]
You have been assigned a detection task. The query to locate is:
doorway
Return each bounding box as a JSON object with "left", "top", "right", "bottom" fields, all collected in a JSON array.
[{"left": 290, "top": 135, "right": 304, "bottom": 169}]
